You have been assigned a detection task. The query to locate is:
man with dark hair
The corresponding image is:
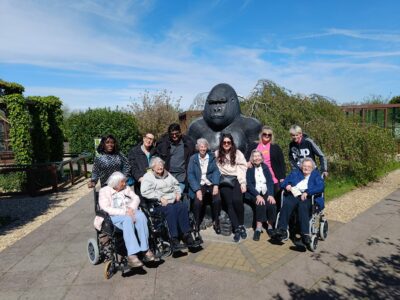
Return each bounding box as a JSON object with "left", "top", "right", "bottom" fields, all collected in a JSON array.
[
  {"left": 155, "top": 123, "right": 195, "bottom": 193},
  {"left": 128, "top": 132, "right": 156, "bottom": 197}
]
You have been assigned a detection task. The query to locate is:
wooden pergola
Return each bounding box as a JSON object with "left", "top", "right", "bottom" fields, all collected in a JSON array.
[{"left": 341, "top": 103, "right": 400, "bottom": 129}]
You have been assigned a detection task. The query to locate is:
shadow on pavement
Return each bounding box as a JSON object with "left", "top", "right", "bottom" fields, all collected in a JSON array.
[
  {"left": 0, "top": 178, "right": 86, "bottom": 236},
  {"left": 273, "top": 237, "right": 400, "bottom": 299}
]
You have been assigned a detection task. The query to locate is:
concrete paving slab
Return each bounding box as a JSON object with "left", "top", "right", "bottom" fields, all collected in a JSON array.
[{"left": 19, "top": 286, "right": 69, "bottom": 300}]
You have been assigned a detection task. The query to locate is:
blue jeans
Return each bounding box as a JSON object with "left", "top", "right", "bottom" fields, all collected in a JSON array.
[
  {"left": 111, "top": 210, "right": 149, "bottom": 255},
  {"left": 277, "top": 194, "right": 311, "bottom": 235},
  {"left": 155, "top": 201, "right": 190, "bottom": 238}
]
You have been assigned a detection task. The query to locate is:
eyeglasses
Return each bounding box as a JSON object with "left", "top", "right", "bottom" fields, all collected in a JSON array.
[
  {"left": 223, "top": 140, "right": 232, "bottom": 145},
  {"left": 144, "top": 136, "right": 154, "bottom": 140},
  {"left": 170, "top": 132, "right": 181, "bottom": 137},
  {"left": 262, "top": 133, "right": 272, "bottom": 137}
]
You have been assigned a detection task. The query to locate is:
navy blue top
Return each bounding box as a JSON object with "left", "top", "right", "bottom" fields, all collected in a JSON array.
[
  {"left": 281, "top": 168, "right": 325, "bottom": 209},
  {"left": 187, "top": 152, "right": 220, "bottom": 199},
  {"left": 245, "top": 163, "right": 275, "bottom": 199}
]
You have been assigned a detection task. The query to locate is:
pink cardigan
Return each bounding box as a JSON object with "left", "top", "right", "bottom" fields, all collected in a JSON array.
[{"left": 93, "top": 186, "right": 140, "bottom": 231}]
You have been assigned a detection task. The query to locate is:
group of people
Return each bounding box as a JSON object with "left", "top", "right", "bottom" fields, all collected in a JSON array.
[{"left": 90, "top": 123, "right": 327, "bottom": 268}]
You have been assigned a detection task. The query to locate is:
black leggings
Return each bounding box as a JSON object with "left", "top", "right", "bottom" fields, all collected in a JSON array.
[
  {"left": 192, "top": 185, "right": 222, "bottom": 228},
  {"left": 220, "top": 180, "right": 244, "bottom": 229},
  {"left": 251, "top": 193, "right": 277, "bottom": 224}
]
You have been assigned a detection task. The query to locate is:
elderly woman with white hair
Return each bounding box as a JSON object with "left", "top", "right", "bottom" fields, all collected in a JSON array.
[
  {"left": 140, "top": 157, "right": 194, "bottom": 250},
  {"left": 245, "top": 150, "right": 277, "bottom": 241},
  {"left": 94, "top": 171, "right": 154, "bottom": 268},
  {"left": 273, "top": 157, "right": 324, "bottom": 245},
  {"left": 187, "top": 138, "right": 221, "bottom": 234}
]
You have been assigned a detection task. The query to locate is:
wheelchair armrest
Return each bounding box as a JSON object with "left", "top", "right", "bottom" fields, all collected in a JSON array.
[
  {"left": 95, "top": 209, "right": 110, "bottom": 218},
  {"left": 143, "top": 198, "right": 161, "bottom": 207}
]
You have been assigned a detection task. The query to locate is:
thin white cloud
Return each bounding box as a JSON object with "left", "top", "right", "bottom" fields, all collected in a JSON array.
[{"left": 295, "top": 28, "right": 400, "bottom": 43}]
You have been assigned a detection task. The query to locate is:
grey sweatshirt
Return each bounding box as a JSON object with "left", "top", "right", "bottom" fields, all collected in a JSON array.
[{"left": 140, "top": 171, "right": 181, "bottom": 204}]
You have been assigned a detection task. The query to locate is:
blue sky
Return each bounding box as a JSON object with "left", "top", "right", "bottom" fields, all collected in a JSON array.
[{"left": 1, "top": 0, "right": 400, "bottom": 110}]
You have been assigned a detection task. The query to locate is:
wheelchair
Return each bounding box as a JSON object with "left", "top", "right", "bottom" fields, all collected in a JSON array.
[
  {"left": 141, "top": 197, "right": 203, "bottom": 252},
  {"left": 275, "top": 190, "right": 328, "bottom": 252},
  {"left": 87, "top": 189, "right": 130, "bottom": 279},
  {"left": 86, "top": 190, "right": 173, "bottom": 279}
]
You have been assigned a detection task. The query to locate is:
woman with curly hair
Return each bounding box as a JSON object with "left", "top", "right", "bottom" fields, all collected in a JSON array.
[{"left": 88, "top": 134, "right": 131, "bottom": 188}]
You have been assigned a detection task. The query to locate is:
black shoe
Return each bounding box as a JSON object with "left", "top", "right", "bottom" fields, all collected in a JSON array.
[
  {"left": 239, "top": 225, "right": 247, "bottom": 239},
  {"left": 233, "top": 228, "right": 241, "bottom": 243},
  {"left": 171, "top": 238, "right": 186, "bottom": 251},
  {"left": 253, "top": 230, "right": 261, "bottom": 241},
  {"left": 213, "top": 221, "right": 221, "bottom": 234},
  {"left": 272, "top": 228, "right": 288, "bottom": 242},
  {"left": 302, "top": 234, "right": 311, "bottom": 245},
  {"left": 183, "top": 233, "right": 195, "bottom": 247},
  {"left": 267, "top": 228, "right": 274, "bottom": 238}
]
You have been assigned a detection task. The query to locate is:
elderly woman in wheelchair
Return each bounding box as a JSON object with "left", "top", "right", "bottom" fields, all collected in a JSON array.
[
  {"left": 141, "top": 157, "right": 199, "bottom": 252},
  {"left": 94, "top": 171, "right": 155, "bottom": 269},
  {"left": 272, "top": 157, "right": 324, "bottom": 249}
]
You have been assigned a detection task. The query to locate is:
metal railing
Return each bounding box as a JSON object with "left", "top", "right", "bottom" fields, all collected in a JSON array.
[{"left": 0, "top": 153, "right": 91, "bottom": 196}]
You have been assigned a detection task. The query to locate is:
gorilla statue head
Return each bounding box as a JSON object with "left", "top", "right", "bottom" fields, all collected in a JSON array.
[{"left": 203, "top": 83, "right": 241, "bottom": 131}]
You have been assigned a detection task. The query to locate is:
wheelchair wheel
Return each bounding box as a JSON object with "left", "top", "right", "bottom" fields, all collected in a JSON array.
[
  {"left": 319, "top": 220, "right": 328, "bottom": 241},
  {"left": 158, "top": 241, "right": 172, "bottom": 258},
  {"left": 282, "top": 229, "right": 290, "bottom": 241},
  {"left": 308, "top": 235, "right": 318, "bottom": 252},
  {"left": 87, "top": 238, "right": 100, "bottom": 265},
  {"left": 104, "top": 260, "right": 115, "bottom": 280}
]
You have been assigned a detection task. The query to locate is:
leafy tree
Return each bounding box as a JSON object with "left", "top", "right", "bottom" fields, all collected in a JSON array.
[
  {"left": 129, "top": 90, "right": 181, "bottom": 139},
  {"left": 389, "top": 95, "right": 400, "bottom": 104},
  {"left": 64, "top": 108, "right": 140, "bottom": 161},
  {"left": 241, "top": 82, "right": 396, "bottom": 185},
  {"left": 0, "top": 79, "right": 25, "bottom": 96}
]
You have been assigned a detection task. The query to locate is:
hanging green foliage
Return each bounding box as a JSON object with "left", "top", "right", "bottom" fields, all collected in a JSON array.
[
  {"left": 27, "top": 96, "right": 64, "bottom": 163},
  {"left": 3, "top": 94, "right": 32, "bottom": 164}
]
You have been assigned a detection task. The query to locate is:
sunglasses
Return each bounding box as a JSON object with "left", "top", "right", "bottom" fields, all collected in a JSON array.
[
  {"left": 222, "top": 140, "right": 232, "bottom": 145},
  {"left": 262, "top": 133, "right": 272, "bottom": 137},
  {"left": 170, "top": 132, "right": 181, "bottom": 137}
]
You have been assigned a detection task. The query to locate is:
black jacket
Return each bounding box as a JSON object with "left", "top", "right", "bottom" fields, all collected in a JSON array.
[
  {"left": 246, "top": 142, "right": 286, "bottom": 181},
  {"left": 155, "top": 134, "right": 195, "bottom": 171},
  {"left": 245, "top": 163, "right": 275, "bottom": 199},
  {"left": 288, "top": 134, "right": 327, "bottom": 172},
  {"left": 128, "top": 143, "right": 156, "bottom": 182}
]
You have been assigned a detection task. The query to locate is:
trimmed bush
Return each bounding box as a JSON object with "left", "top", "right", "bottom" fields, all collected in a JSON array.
[{"left": 64, "top": 108, "right": 140, "bottom": 161}]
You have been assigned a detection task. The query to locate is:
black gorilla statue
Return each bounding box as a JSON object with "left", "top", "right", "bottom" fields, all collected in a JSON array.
[{"left": 187, "top": 83, "right": 262, "bottom": 154}]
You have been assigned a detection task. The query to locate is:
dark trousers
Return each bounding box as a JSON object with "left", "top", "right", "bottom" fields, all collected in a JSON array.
[
  {"left": 220, "top": 180, "right": 244, "bottom": 229},
  {"left": 273, "top": 183, "right": 282, "bottom": 209},
  {"left": 277, "top": 193, "right": 311, "bottom": 234},
  {"left": 155, "top": 201, "right": 190, "bottom": 238},
  {"left": 250, "top": 193, "right": 277, "bottom": 224},
  {"left": 192, "top": 185, "right": 222, "bottom": 228}
]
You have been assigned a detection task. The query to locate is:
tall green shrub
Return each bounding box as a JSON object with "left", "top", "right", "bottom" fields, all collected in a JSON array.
[
  {"left": 64, "top": 108, "right": 140, "bottom": 162},
  {"left": 27, "top": 96, "right": 64, "bottom": 162},
  {"left": 3, "top": 94, "right": 32, "bottom": 164},
  {"left": 242, "top": 82, "right": 397, "bottom": 185}
]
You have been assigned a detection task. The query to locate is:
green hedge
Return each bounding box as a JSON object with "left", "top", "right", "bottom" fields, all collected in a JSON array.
[
  {"left": 3, "top": 94, "right": 33, "bottom": 164},
  {"left": 27, "top": 96, "right": 64, "bottom": 163},
  {"left": 242, "top": 83, "right": 397, "bottom": 185},
  {"left": 64, "top": 108, "right": 140, "bottom": 162}
]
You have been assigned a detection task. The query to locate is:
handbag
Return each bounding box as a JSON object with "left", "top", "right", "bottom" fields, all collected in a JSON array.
[{"left": 219, "top": 175, "right": 237, "bottom": 188}]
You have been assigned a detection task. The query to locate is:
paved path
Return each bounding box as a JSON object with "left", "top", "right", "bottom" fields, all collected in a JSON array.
[{"left": 0, "top": 189, "right": 399, "bottom": 300}]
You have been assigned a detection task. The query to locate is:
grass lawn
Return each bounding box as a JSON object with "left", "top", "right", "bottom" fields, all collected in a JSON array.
[{"left": 325, "top": 160, "right": 400, "bottom": 201}]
